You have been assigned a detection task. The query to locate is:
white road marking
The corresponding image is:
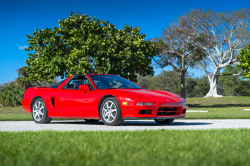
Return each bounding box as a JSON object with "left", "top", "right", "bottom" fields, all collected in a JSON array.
[{"left": 186, "top": 111, "right": 209, "bottom": 112}]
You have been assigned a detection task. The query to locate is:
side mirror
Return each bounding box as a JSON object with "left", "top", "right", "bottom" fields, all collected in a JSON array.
[
  {"left": 79, "top": 84, "right": 90, "bottom": 93},
  {"left": 140, "top": 86, "right": 145, "bottom": 89}
]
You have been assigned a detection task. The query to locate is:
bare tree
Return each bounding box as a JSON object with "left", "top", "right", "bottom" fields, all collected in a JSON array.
[
  {"left": 188, "top": 8, "right": 250, "bottom": 97},
  {"left": 154, "top": 16, "right": 205, "bottom": 99}
]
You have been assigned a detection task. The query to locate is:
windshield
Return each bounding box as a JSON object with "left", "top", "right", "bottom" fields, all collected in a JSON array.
[
  {"left": 89, "top": 75, "right": 142, "bottom": 90},
  {"left": 50, "top": 79, "right": 65, "bottom": 88}
]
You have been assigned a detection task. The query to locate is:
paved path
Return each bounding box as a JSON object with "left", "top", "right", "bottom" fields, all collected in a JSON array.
[{"left": 1, "top": 119, "right": 250, "bottom": 131}]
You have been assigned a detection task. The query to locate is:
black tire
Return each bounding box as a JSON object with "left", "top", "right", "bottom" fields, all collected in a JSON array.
[
  {"left": 84, "top": 119, "right": 100, "bottom": 123},
  {"left": 154, "top": 119, "right": 174, "bottom": 124},
  {"left": 31, "top": 98, "right": 52, "bottom": 124},
  {"left": 100, "top": 97, "right": 124, "bottom": 126}
]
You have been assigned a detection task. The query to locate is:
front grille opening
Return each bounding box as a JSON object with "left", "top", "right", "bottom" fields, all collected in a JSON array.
[
  {"left": 157, "top": 112, "right": 176, "bottom": 116},
  {"left": 158, "top": 107, "right": 177, "bottom": 111},
  {"left": 182, "top": 109, "right": 186, "bottom": 114},
  {"left": 139, "top": 110, "right": 151, "bottom": 114}
]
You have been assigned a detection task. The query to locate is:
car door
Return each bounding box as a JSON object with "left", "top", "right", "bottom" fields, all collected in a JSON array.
[{"left": 55, "top": 76, "right": 96, "bottom": 115}]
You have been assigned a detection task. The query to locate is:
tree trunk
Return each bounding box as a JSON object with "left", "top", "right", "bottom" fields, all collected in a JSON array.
[
  {"left": 204, "top": 68, "right": 222, "bottom": 97},
  {"left": 181, "top": 57, "right": 186, "bottom": 99},
  {"left": 181, "top": 71, "right": 186, "bottom": 99}
]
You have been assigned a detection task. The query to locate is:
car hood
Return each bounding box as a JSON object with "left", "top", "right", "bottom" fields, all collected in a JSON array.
[{"left": 118, "top": 89, "right": 181, "bottom": 103}]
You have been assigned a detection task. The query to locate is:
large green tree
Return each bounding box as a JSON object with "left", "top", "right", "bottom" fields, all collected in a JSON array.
[{"left": 25, "top": 12, "right": 155, "bottom": 82}]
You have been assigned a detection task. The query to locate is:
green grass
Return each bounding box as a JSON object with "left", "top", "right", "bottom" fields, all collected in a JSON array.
[
  {"left": 186, "top": 96, "right": 250, "bottom": 119},
  {"left": 1, "top": 129, "right": 250, "bottom": 166},
  {"left": 1, "top": 96, "right": 250, "bottom": 121},
  {"left": 0, "top": 107, "right": 32, "bottom": 121}
]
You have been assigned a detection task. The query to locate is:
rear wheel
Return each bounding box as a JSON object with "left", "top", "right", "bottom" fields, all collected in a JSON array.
[
  {"left": 32, "top": 98, "right": 51, "bottom": 124},
  {"left": 154, "top": 119, "right": 174, "bottom": 124},
  {"left": 84, "top": 119, "right": 99, "bottom": 123},
  {"left": 100, "top": 97, "right": 124, "bottom": 126}
]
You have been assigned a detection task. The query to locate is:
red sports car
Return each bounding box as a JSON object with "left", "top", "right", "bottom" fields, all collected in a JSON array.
[{"left": 22, "top": 74, "right": 187, "bottom": 126}]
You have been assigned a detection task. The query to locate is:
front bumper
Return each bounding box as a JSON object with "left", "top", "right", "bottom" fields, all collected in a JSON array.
[
  {"left": 123, "top": 116, "right": 185, "bottom": 120},
  {"left": 122, "top": 102, "right": 187, "bottom": 119}
]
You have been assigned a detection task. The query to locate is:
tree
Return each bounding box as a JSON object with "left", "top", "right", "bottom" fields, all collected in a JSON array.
[
  {"left": 188, "top": 8, "right": 250, "bottom": 97},
  {"left": 238, "top": 45, "right": 250, "bottom": 80},
  {"left": 154, "top": 15, "right": 205, "bottom": 99},
  {"left": 25, "top": 12, "right": 155, "bottom": 82}
]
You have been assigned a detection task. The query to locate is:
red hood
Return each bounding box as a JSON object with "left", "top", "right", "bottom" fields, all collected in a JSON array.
[{"left": 117, "top": 89, "right": 181, "bottom": 103}]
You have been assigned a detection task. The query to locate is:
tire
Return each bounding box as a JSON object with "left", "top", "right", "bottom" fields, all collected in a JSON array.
[
  {"left": 100, "top": 97, "right": 124, "bottom": 126},
  {"left": 84, "top": 119, "right": 99, "bottom": 123},
  {"left": 31, "top": 98, "right": 52, "bottom": 124},
  {"left": 154, "top": 119, "right": 174, "bottom": 124}
]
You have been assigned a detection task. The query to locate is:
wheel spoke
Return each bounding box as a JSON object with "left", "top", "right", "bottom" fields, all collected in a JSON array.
[
  {"left": 110, "top": 113, "right": 115, "bottom": 119},
  {"left": 108, "top": 114, "right": 111, "bottom": 122},
  {"left": 112, "top": 109, "right": 117, "bottom": 112},
  {"left": 36, "top": 113, "right": 39, "bottom": 120}
]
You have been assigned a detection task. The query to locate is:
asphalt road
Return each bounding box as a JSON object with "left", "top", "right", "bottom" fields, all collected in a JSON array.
[{"left": 1, "top": 119, "right": 250, "bottom": 131}]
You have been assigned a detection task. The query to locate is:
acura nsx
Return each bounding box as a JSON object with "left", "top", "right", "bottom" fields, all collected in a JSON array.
[{"left": 22, "top": 74, "right": 187, "bottom": 126}]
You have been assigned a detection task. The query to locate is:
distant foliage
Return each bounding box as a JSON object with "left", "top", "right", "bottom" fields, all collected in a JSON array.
[
  {"left": 0, "top": 83, "right": 25, "bottom": 107},
  {"left": 16, "top": 66, "right": 58, "bottom": 89},
  {"left": 219, "top": 65, "right": 250, "bottom": 96},
  {"left": 0, "top": 66, "right": 58, "bottom": 107},
  {"left": 136, "top": 69, "right": 250, "bottom": 98}
]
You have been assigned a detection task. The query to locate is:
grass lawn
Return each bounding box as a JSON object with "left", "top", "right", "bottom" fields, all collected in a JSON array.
[
  {"left": 186, "top": 96, "right": 250, "bottom": 119},
  {"left": 0, "top": 96, "right": 250, "bottom": 121},
  {"left": 1, "top": 129, "right": 250, "bottom": 166}
]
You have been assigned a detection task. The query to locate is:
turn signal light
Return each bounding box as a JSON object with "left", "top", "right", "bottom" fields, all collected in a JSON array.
[{"left": 122, "top": 102, "right": 128, "bottom": 105}]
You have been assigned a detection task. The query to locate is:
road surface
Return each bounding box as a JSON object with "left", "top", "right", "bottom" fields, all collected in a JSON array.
[{"left": 1, "top": 119, "right": 250, "bottom": 131}]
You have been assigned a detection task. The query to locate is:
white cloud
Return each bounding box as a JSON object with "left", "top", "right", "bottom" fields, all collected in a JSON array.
[{"left": 18, "top": 45, "right": 28, "bottom": 50}]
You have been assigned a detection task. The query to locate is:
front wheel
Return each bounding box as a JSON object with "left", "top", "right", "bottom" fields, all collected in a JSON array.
[
  {"left": 154, "top": 119, "right": 174, "bottom": 124},
  {"left": 100, "top": 97, "right": 124, "bottom": 126},
  {"left": 32, "top": 98, "right": 52, "bottom": 124}
]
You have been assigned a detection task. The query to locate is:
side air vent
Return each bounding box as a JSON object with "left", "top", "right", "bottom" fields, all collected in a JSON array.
[{"left": 51, "top": 97, "right": 55, "bottom": 107}]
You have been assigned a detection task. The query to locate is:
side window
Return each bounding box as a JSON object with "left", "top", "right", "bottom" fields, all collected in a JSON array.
[{"left": 65, "top": 78, "right": 94, "bottom": 90}]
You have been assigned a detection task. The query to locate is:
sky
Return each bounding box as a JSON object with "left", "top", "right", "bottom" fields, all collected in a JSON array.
[{"left": 0, "top": 0, "right": 249, "bottom": 84}]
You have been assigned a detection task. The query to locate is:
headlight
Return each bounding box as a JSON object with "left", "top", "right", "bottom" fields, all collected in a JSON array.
[
  {"left": 136, "top": 102, "right": 154, "bottom": 105},
  {"left": 183, "top": 102, "right": 186, "bottom": 105}
]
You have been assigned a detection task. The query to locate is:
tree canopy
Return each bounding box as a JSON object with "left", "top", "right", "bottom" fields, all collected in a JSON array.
[
  {"left": 187, "top": 8, "right": 250, "bottom": 97},
  {"left": 238, "top": 45, "right": 250, "bottom": 80},
  {"left": 154, "top": 15, "right": 206, "bottom": 99},
  {"left": 25, "top": 12, "right": 155, "bottom": 82}
]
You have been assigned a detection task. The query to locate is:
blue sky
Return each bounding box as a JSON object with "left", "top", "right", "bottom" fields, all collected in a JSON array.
[{"left": 0, "top": 0, "right": 249, "bottom": 84}]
